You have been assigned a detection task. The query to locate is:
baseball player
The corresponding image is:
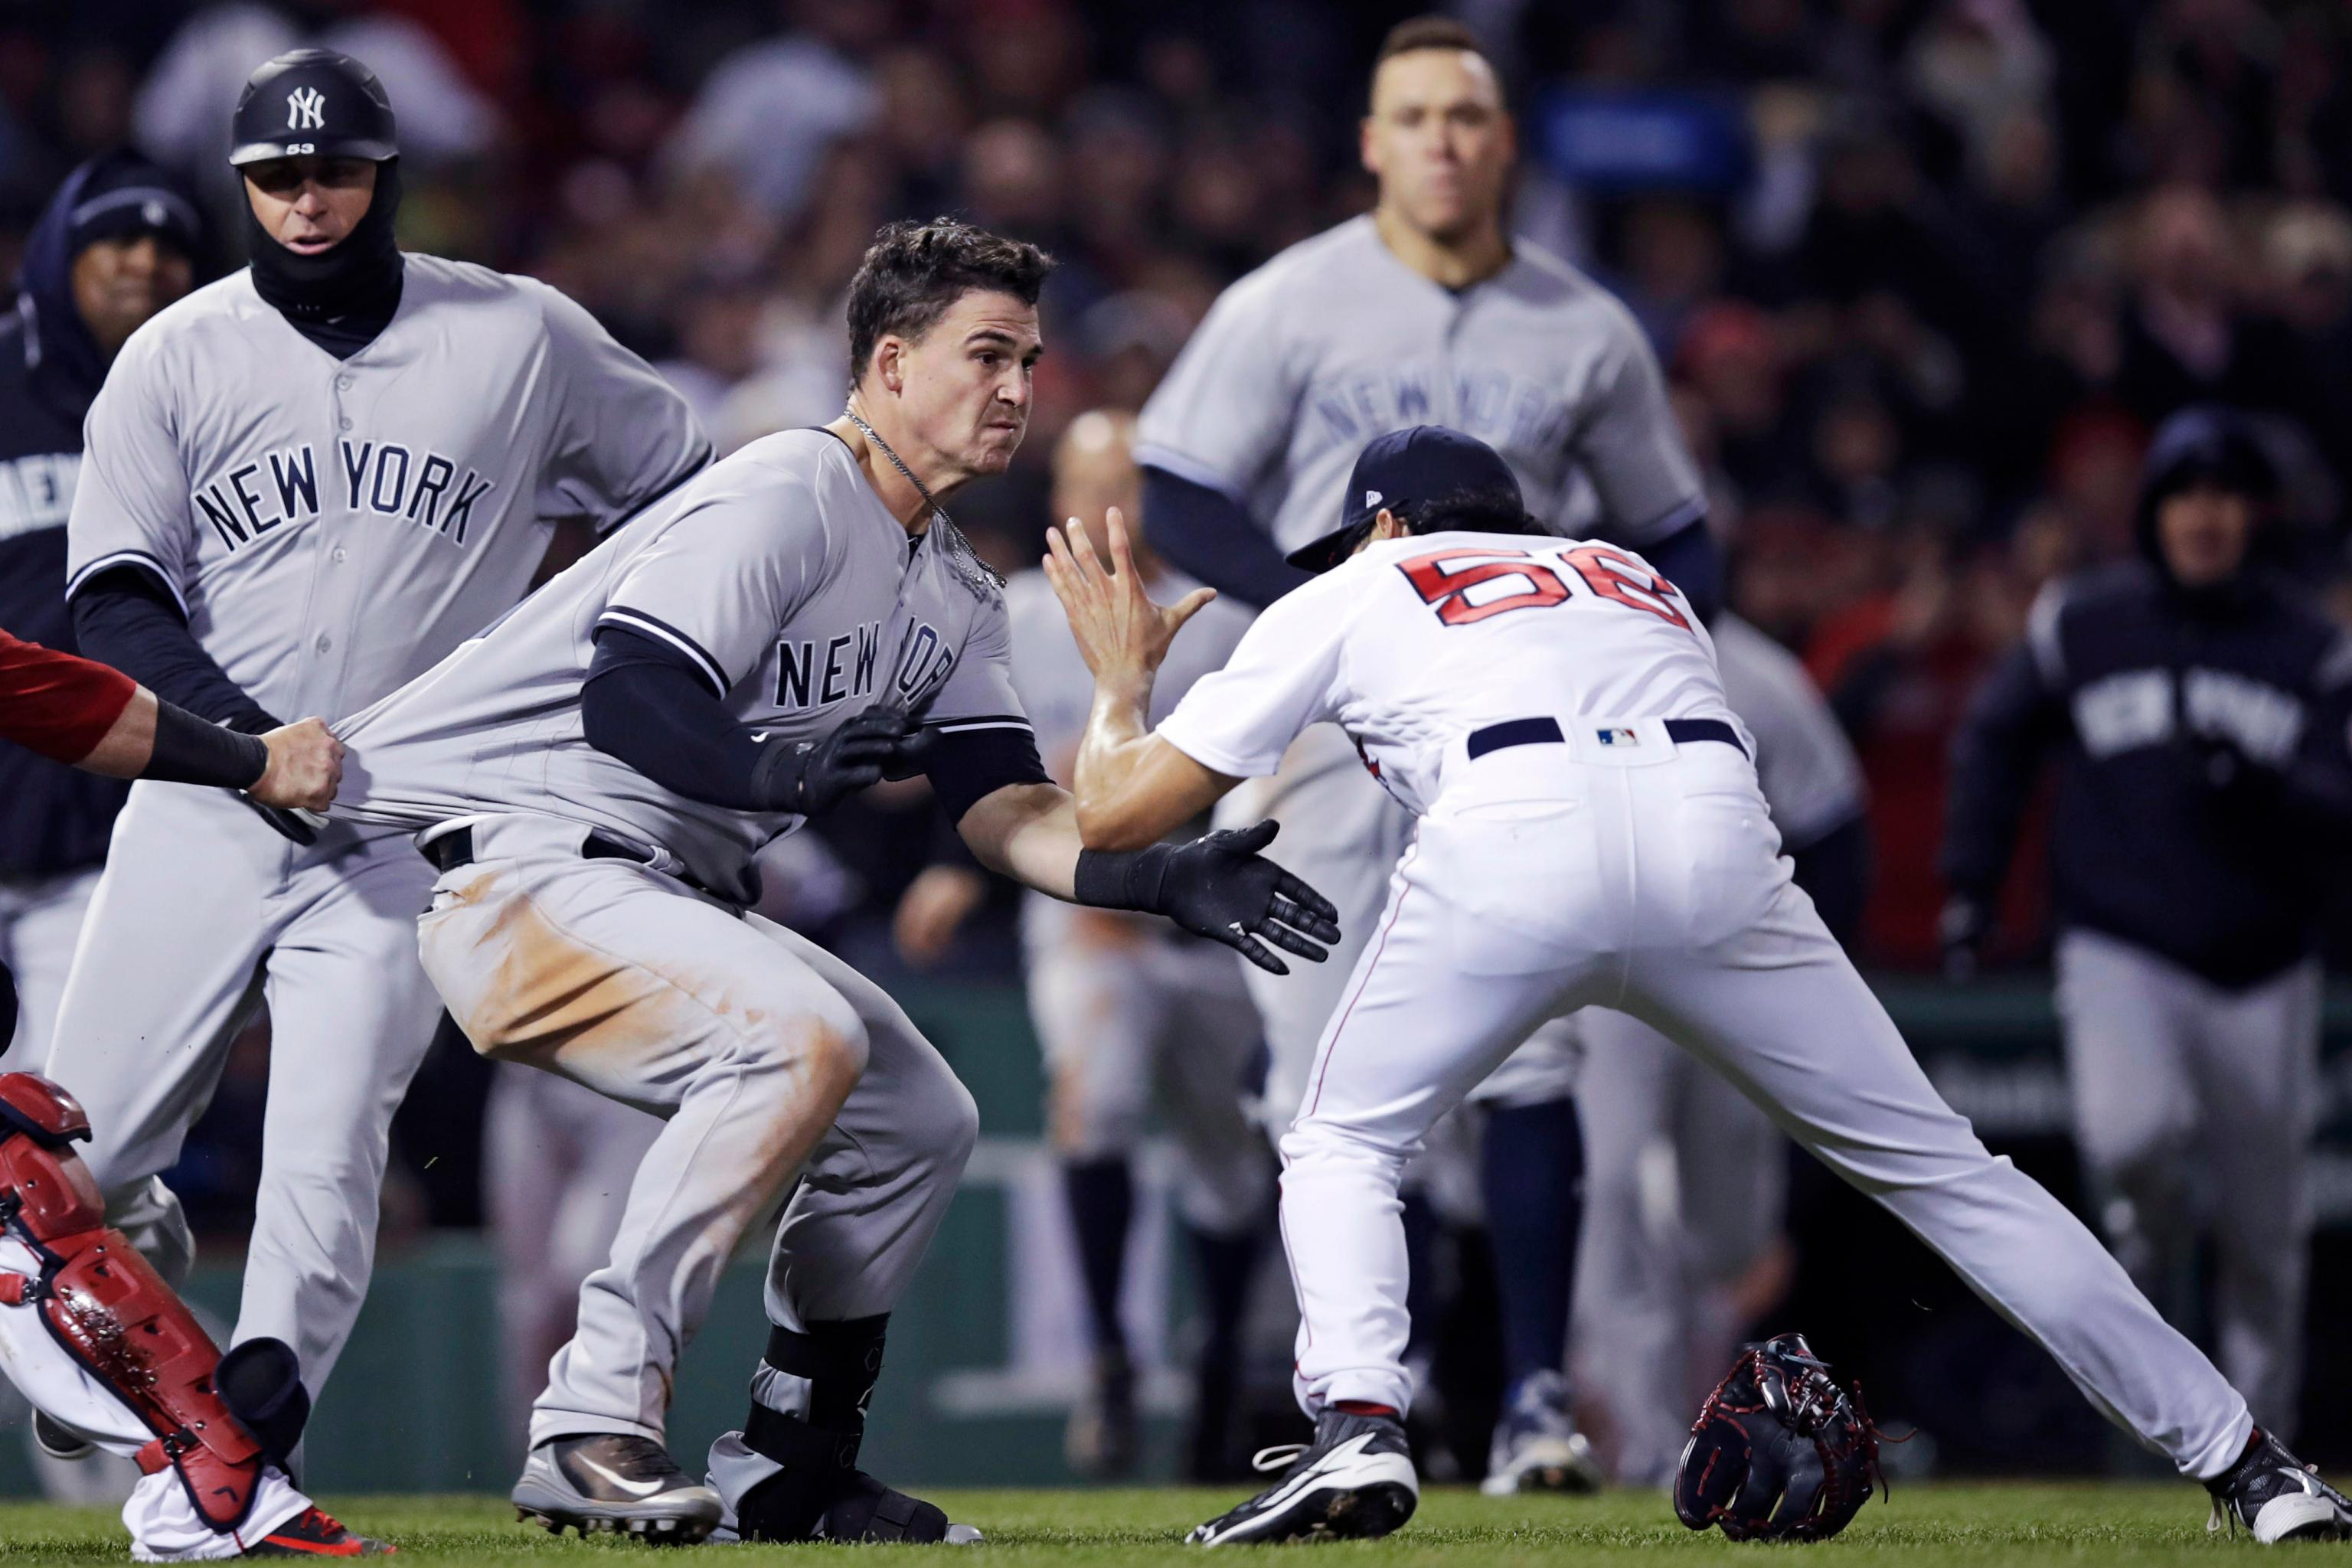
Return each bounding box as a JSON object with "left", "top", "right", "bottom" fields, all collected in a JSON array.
[
  {"left": 1134, "top": 15, "right": 1714, "bottom": 1485},
  {"left": 1942, "top": 407, "right": 2352, "bottom": 1442},
  {"left": 0, "top": 151, "right": 200, "bottom": 1073},
  {"left": 1572, "top": 606, "right": 1869, "bottom": 1487},
  {"left": 895, "top": 410, "right": 1269, "bottom": 1479},
  {"left": 0, "top": 631, "right": 374, "bottom": 1558},
  {"left": 331, "top": 218, "right": 1337, "bottom": 1543},
  {"left": 1045, "top": 423, "right": 2346, "bottom": 1547},
  {"left": 45, "top": 45, "right": 708, "bottom": 1455}
]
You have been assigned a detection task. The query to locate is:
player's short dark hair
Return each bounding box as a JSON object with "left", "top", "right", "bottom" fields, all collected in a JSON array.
[
  {"left": 845, "top": 217, "right": 1057, "bottom": 384},
  {"left": 1375, "top": 16, "right": 1491, "bottom": 70},
  {"left": 1395, "top": 483, "right": 1538, "bottom": 537}
]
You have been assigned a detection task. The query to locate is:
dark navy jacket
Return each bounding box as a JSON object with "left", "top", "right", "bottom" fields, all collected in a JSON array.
[
  {"left": 0, "top": 164, "right": 132, "bottom": 878},
  {"left": 1942, "top": 559, "right": 2352, "bottom": 988}
]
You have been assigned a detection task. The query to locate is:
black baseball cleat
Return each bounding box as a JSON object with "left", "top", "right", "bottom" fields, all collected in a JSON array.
[
  {"left": 511, "top": 1432, "right": 724, "bottom": 1544},
  {"left": 240, "top": 1504, "right": 394, "bottom": 1556},
  {"left": 2207, "top": 1429, "right": 2352, "bottom": 1544},
  {"left": 1186, "top": 1407, "right": 1418, "bottom": 1547}
]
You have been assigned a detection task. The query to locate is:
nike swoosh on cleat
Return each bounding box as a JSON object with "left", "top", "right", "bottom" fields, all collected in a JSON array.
[{"left": 571, "top": 1454, "right": 671, "bottom": 1498}]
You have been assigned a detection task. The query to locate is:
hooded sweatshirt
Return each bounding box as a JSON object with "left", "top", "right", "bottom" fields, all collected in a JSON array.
[{"left": 0, "top": 152, "right": 200, "bottom": 877}]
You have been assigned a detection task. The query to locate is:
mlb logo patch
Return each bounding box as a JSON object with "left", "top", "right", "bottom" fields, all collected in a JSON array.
[{"left": 1596, "top": 726, "right": 1640, "bottom": 747}]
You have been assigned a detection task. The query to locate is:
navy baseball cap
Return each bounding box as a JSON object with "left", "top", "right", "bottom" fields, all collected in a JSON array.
[{"left": 1284, "top": 425, "right": 1526, "bottom": 573}]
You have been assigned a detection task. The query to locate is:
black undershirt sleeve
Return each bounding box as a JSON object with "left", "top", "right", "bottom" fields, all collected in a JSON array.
[
  {"left": 582, "top": 626, "right": 773, "bottom": 810},
  {"left": 70, "top": 567, "right": 279, "bottom": 731},
  {"left": 1140, "top": 465, "right": 1306, "bottom": 611},
  {"left": 923, "top": 723, "right": 1051, "bottom": 825}
]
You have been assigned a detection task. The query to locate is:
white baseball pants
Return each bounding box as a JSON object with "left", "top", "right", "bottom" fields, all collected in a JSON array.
[
  {"left": 1278, "top": 730, "right": 2253, "bottom": 1481},
  {"left": 41, "top": 782, "right": 444, "bottom": 1403},
  {"left": 416, "top": 815, "right": 978, "bottom": 1448},
  {"left": 1210, "top": 725, "right": 1580, "bottom": 1129}
]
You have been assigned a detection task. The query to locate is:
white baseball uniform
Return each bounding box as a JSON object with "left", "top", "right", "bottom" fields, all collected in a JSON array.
[
  {"left": 1573, "top": 610, "right": 1867, "bottom": 1484},
  {"left": 1004, "top": 567, "right": 1264, "bottom": 1236},
  {"left": 48, "top": 255, "right": 707, "bottom": 1405},
  {"left": 1152, "top": 528, "right": 2254, "bottom": 1481},
  {"left": 334, "top": 430, "right": 1023, "bottom": 1482},
  {"left": 1136, "top": 215, "right": 1706, "bottom": 1121}
]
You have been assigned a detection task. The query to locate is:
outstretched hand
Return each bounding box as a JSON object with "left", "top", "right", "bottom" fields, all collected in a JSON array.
[
  {"left": 1151, "top": 820, "right": 1343, "bottom": 975},
  {"left": 1043, "top": 507, "right": 1217, "bottom": 691}
]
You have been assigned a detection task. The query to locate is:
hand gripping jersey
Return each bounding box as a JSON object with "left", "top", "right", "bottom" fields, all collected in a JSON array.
[
  {"left": 1157, "top": 530, "right": 1740, "bottom": 815},
  {"left": 1135, "top": 216, "right": 1704, "bottom": 557},
  {"left": 66, "top": 255, "right": 710, "bottom": 724},
  {"left": 338, "top": 429, "right": 1031, "bottom": 896}
]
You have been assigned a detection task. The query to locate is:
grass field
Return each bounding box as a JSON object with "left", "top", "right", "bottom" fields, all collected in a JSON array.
[{"left": 0, "top": 1483, "right": 2289, "bottom": 1564}]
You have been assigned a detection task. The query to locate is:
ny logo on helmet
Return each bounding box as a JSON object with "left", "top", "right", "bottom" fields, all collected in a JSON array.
[{"left": 286, "top": 87, "right": 325, "bottom": 131}]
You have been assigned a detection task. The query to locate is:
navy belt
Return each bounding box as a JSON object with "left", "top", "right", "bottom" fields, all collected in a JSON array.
[{"left": 1465, "top": 715, "right": 1746, "bottom": 760}]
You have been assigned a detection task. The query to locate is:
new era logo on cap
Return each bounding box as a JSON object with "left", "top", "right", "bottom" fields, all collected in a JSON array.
[{"left": 1365, "top": 489, "right": 1383, "bottom": 508}]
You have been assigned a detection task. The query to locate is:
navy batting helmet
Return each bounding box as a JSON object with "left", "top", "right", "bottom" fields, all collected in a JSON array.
[{"left": 228, "top": 49, "right": 397, "bottom": 168}]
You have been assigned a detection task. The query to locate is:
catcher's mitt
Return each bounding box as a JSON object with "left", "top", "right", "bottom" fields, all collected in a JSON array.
[{"left": 1673, "top": 1332, "right": 1885, "bottom": 1543}]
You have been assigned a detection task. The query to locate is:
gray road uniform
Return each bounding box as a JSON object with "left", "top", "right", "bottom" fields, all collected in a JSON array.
[
  {"left": 1572, "top": 611, "right": 1867, "bottom": 1485},
  {"left": 1135, "top": 214, "right": 1706, "bottom": 1122},
  {"left": 49, "top": 255, "right": 707, "bottom": 1404},
  {"left": 1004, "top": 568, "right": 1264, "bottom": 1236},
  {"left": 335, "top": 430, "right": 1024, "bottom": 1494}
]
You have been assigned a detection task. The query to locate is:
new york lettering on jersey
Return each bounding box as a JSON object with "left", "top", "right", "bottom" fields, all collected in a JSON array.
[
  {"left": 67, "top": 257, "right": 709, "bottom": 724},
  {"left": 188, "top": 438, "right": 497, "bottom": 551}
]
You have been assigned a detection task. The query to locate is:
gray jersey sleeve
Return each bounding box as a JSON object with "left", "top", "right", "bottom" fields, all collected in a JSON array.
[
  {"left": 64, "top": 332, "right": 192, "bottom": 608},
  {"left": 595, "top": 462, "right": 828, "bottom": 696},
  {"left": 922, "top": 590, "right": 1030, "bottom": 732},
  {"left": 1569, "top": 298, "right": 1705, "bottom": 544},
  {"left": 1133, "top": 270, "right": 1300, "bottom": 504},
  {"left": 530, "top": 280, "right": 714, "bottom": 531}
]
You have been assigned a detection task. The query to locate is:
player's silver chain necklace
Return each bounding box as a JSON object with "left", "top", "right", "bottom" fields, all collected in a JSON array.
[{"left": 843, "top": 410, "right": 952, "bottom": 538}]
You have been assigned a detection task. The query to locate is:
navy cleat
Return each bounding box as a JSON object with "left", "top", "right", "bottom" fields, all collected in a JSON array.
[{"left": 2207, "top": 1429, "right": 2351, "bottom": 1544}]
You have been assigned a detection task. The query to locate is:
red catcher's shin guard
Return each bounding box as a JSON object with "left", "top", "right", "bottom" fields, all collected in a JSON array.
[{"left": 0, "top": 1073, "right": 264, "bottom": 1532}]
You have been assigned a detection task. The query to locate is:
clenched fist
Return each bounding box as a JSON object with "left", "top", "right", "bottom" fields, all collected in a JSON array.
[{"left": 249, "top": 718, "right": 344, "bottom": 812}]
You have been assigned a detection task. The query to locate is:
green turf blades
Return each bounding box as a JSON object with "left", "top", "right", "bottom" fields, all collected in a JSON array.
[{"left": 0, "top": 1481, "right": 2306, "bottom": 1563}]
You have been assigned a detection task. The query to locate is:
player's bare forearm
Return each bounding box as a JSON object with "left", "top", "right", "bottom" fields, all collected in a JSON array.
[
  {"left": 1073, "top": 724, "right": 1230, "bottom": 850},
  {"left": 957, "top": 780, "right": 1086, "bottom": 898},
  {"left": 74, "top": 685, "right": 158, "bottom": 777}
]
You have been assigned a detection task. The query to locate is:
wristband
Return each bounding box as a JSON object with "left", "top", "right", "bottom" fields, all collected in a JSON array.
[
  {"left": 146, "top": 702, "right": 270, "bottom": 789},
  {"left": 750, "top": 733, "right": 812, "bottom": 814},
  {"left": 1073, "top": 844, "right": 1173, "bottom": 913}
]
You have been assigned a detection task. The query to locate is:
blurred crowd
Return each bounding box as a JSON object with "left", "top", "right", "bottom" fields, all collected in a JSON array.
[{"left": 6, "top": 0, "right": 2351, "bottom": 1214}]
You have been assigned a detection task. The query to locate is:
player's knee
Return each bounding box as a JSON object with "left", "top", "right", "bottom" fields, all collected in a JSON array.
[
  {"left": 913, "top": 1065, "right": 981, "bottom": 1178},
  {"left": 1278, "top": 1115, "right": 1409, "bottom": 1172}
]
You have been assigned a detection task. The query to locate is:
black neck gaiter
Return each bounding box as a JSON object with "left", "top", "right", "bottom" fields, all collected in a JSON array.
[{"left": 243, "top": 158, "right": 405, "bottom": 359}]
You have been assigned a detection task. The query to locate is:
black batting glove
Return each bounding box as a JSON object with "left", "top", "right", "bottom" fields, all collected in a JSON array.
[
  {"left": 753, "top": 706, "right": 920, "bottom": 817},
  {"left": 1074, "top": 820, "right": 1342, "bottom": 975}
]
